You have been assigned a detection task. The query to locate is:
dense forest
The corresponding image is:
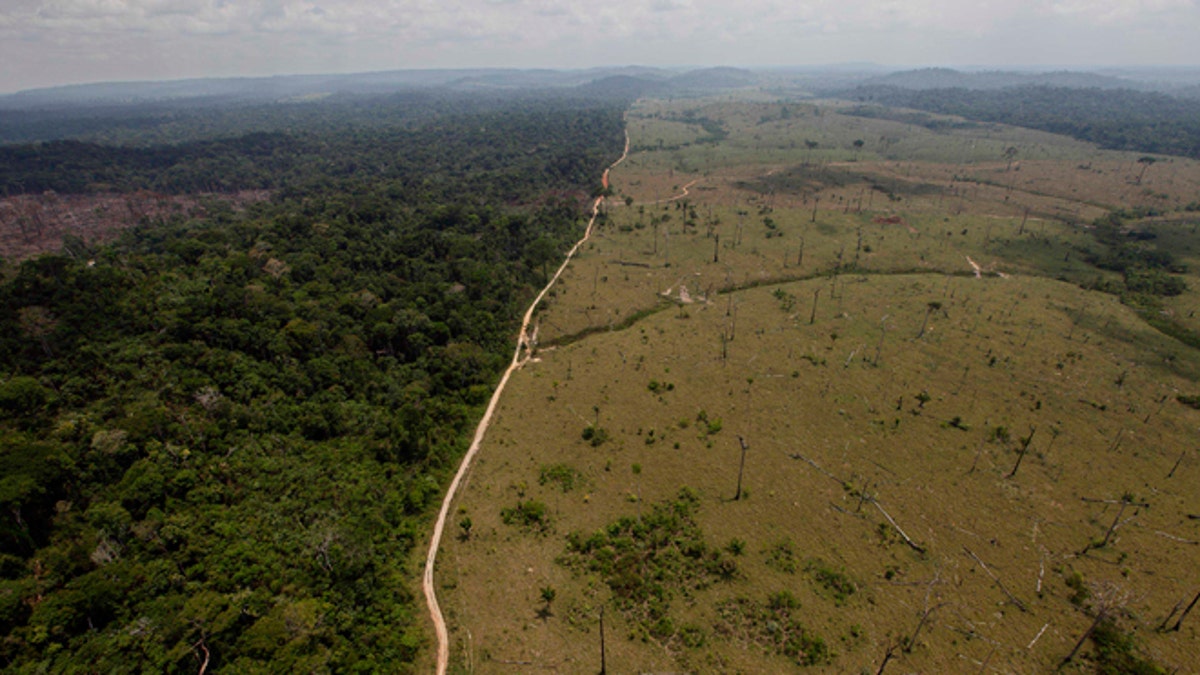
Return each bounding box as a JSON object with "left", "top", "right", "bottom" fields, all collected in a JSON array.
[
  {"left": 0, "top": 91, "right": 627, "bottom": 672},
  {"left": 842, "top": 85, "right": 1200, "bottom": 159}
]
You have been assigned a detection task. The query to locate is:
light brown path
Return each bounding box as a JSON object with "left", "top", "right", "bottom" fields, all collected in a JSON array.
[
  {"left": 648, "top": 178, "right": 699, "bottom": 204},
  {"left": 422, "top": 130, "right": 629, "bottom": 675}
]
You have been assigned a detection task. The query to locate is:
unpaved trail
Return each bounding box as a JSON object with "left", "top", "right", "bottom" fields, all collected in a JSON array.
[
  {"left": 422, "top": 130, "right": 629, "bottom": 675},
  {"left": 648, "top": 178, "right": 699, "bottom": 204}
]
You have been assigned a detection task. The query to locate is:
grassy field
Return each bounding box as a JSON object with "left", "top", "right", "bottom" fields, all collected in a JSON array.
[{"left": 434, "top": 94, "right": 1200, "bottom": 673}]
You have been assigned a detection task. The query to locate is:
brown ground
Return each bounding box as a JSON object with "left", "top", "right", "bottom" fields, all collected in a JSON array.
[{"left": 0, "top": 190, "right": 269, "bottom": 262}]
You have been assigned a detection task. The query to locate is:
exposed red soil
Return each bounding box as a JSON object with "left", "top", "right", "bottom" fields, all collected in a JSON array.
[{"left": 0, "top": 190, "right": 270, "bottom": 262}]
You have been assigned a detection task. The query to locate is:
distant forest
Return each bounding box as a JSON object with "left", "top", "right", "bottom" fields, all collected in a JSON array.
[
  {"left": 0, "top": 91, "right": 627, "bottom": 672},
  {"left": 842, "top": 85, "right": 1200, "bottom": 159}
]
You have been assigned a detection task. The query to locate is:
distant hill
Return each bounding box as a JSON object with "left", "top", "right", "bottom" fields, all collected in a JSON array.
[
  {"left": 666, "top": 67, "right": 761, "bottom": 91},
  {"left": 856, "top": 67, "right": 1145, "bottom": 92},
  {"left": 578, "top": 75, "right": 667, "bottom": 100},
  {"left": 0, "top": 68, "right": 682, "bottom": 111}
]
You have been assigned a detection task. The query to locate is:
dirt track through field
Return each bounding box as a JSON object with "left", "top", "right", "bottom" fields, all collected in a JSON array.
[{"left": 422, "top": 130, "right": 629, "bottom": 675}]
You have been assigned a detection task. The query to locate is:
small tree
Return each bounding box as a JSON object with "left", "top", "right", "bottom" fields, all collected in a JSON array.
[
  {"left": 1135, "top": 156, "right": 1157, "bottom": 185},
  {"left": 1003, "top": 146, "right": 1018, "bottom": 172}
]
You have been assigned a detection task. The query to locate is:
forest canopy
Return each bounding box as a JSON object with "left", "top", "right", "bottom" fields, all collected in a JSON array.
[
  {"left": 841, "top": 85, "right": 1200, "bottom": 159},
  {"left": 0, "top": 90, "right": 627, "bottom": 672}
]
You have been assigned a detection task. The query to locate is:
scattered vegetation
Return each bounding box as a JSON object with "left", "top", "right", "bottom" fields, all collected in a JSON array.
[
  {"left": 501, "top": 500, "right": 551, "bottom": 532},
  {"left": 714, "top": 595, "right": 831, "bottom": 666},
  {"left": 538, "top": 463, "right": 584, "bottom": 493},
  {"left": 558, "top": 489, "right": 738, "bottom": 644}
]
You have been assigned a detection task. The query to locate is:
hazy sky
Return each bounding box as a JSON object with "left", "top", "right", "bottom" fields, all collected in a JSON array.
[{"left": 1, "top": 0, "right": 1198, "bottom": 93}]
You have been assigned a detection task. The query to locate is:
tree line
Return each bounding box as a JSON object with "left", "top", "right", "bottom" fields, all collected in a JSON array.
[{"left": 842, "top": 85, "right": 1200, "bottom": 159}]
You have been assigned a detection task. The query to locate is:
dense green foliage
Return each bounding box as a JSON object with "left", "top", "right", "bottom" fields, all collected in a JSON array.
[
  {"left": 843, "top": 86, "right": 1200, "bottom": 159},
  {"left": 559, "top": 488, "right": 738, "bottom": 645},
  {"left": 0, "top": 94, "right": 626, "bottom": 671},
  {"left": 1081, "top": 211, "right": 1189, "bottom": 302},
  {"left": 1, "top": 96, "right": 621, "bottom": 199}
]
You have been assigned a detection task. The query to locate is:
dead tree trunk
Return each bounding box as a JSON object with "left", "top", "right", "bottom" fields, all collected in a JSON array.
[
  {"left": 1007, "top": 426, "right": 1037, "bottom": 478},
  {"left": 734, "top": 436, "right": 749, "bottom": 500},
  {"left": 1171, "top": 588, "right": 1200, "bottom": 632},
  {"left": 599, "top": 606, "right": 607, "bottom": 674}
]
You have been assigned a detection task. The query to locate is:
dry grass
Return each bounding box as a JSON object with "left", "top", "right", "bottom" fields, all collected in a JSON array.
[{"left": 435, "top": 96, "right": 1200, "bottom": 674}]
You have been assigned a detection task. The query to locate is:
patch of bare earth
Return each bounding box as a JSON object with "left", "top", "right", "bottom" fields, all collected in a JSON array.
[{"left": 0, "top": 190, "right": 270, "bottom": 261}]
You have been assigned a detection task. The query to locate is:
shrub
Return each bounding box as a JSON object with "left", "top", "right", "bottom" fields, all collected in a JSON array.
[
  {"left": 581, "top": 425, "right": 609, "bottom": 447},
  {"left": 501, "top": 500, "right": 549, "bottom": 531},
  {"left": 539, "top": 464, "right": 582, "bottom": 492}
]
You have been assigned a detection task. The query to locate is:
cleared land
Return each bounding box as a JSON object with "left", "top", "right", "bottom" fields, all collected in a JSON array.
[{"left": 434, "top": 96, "right": 1200, "bottom": 673}]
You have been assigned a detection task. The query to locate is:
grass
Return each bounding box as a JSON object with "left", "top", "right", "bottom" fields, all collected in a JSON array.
[{"left": 434, "top": 92, "right": 1200, "bottom": 674}]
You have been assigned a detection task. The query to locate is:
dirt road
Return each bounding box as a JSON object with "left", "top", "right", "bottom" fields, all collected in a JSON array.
[{"left": 422, "top": 131, "right": 629, "bottom": 675}]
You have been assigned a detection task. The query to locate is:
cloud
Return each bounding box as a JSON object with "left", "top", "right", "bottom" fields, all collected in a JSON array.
[
  {"left": 1047, "top": 0, "right": 1195, "bottom": 22},
  {"left": 0, "top": 0, "right": 1197, "bottom": 92}
]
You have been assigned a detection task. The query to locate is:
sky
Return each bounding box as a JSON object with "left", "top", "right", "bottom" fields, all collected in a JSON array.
[{"left": 1, "top": 0, "right": 1198, "bottom": 93}]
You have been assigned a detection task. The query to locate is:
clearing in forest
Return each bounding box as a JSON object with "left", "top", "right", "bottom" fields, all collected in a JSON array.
[{"left": 433, "top": 95, "right": 1200, "bottom": 673}]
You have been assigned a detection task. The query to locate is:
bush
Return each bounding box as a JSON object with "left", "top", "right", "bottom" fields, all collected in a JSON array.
[
  {"left": 806, "top": 560, "right": 857, "bottom": 605},
  {"left": 501, "top": 500, "right": 549, "bottom": 531}
]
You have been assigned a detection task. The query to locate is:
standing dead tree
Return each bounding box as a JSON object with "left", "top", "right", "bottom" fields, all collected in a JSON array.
[
  {"left": 915, "top": 301, "right": 942, "bottom": 340},
  {"left": 1078, "top": 494, "right": 1149, "bottom": 555},
  {"left": 874, "top": 315, "right": 889, "bottom": 366},
  {"left": 1006, "top": 426, "right": 1037, "bottom": 478},
  {"left": 1061, "top": 582, "right": 1130, "bottom": 668},
  {"left": 1167, "top": 450, "right": 1186, "bottom": 478},
  {"left": 734, "top": 435, "right": 749, "bottom": 500}
]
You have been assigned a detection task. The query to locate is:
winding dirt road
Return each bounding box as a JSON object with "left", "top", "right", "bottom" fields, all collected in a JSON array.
[{"left": 422, "top": 131, "right": 629, "bottom": 675}]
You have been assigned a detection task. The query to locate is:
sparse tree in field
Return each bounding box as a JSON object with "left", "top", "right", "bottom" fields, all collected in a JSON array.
[
  {"left": 809, "top": 287, "right": 821, "bottom": 325},
  {"left": 1135, "top": 156, "right": 1157, "bottom": 185},
  {"left": 915, "top": 301, "right": 942, "bottom": 339},
  {"left": 734, "top": 435, "right": 749, "bottom": 500},
  {"left": 1003, "top": 146, "right": 1018, "bottom": 172},
  {"left": 458, "top": 516, "right": 473, "bottom": 541},
  {"left": 1006, "top": 426, "right": 1037, "bottom": 478}
]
